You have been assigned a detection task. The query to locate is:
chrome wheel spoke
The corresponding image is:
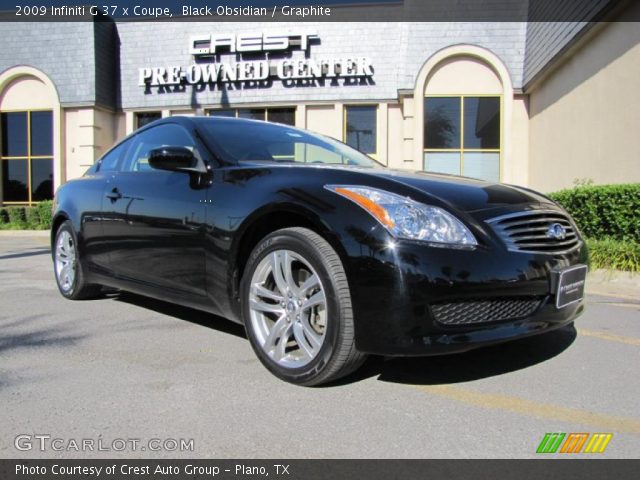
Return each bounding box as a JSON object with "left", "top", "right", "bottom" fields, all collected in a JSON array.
[
  {"left": 250, "top": 299, "right": 284, "bottom": 315},
  {"left": 273, "top": 330, "right": 290, "bottom": 362},
  {"left": 293, "top": 319, "right": 322, "bottom": 359},
  {"left": 252, "top": 284, "right": 284, "bottom": 303},
  {"left": 66, "top": 237, "right": 74, "bottom": 257},
  {"left": 302, "top": 290, "right": 326, "bottom": 311},
  {"left": 60, "top": 265, "right": 71, "bottom": 283},
  {"left": 264, "top": 315, "right": 290, "bottom": 355},
  {"left": 299, "top": 274, "right": 319, "bottom": 295},
  {"left": 292, "top": 322, "right": 313, "bottom": 359},
  {"left": 301, "top": 318, "right": 323, "bottom": 350},
  {"left": 270, "top": 251, "right": 289, "bottom": 295},
  {"left": 282, "top": 251, "right": 299, "bottom": 295}
]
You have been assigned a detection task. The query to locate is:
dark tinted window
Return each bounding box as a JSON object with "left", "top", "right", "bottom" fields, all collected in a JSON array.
[
  {"left": 135, "top": 112, "right": 162, "bottom": 129},
  {"left": 424, "top": 97, "right": 461, "bottom": 149},
  {"left": 238, "top": 109, "right": 265, "bottom": 121},
  {"left": 207, "top": 109, "right": 235, "bottom": 117},
  {"left": 122, "top": 124, "right": 196, "bottom": 173},
  {"left": 345, "top": 106, "right": 377, "bottom": 155},
  {"left": 423, "top": 96, "right": 501, "bottom": 182},
  {"left": 1, "top": 110, "right": 54, "bottom": 203},
  {"left": 1, "top": 112, "right": 28, "bottom": 157},
  {"left": 463, "top": 97, "right": 500, "bottom": 149},
  {"left": 31, "top": 158, "right": 54, "bottom": 201},
  {"left": 2, "top": 158, "right": 28, "bottom": 201},
  {"left": 268, "top": 108, "right": 295, "bottom": 126},
  {"left": 206, "top": 108, "right": 296, "bottom": 126},
  {"left": 30, "top": 111, "right": 53, "bottom": 156},
  {"left": 98, "top": 138, "right": 132, "bottom": 172}
]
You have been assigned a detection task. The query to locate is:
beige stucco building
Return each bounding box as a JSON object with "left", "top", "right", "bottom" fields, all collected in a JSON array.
[{"left": 1, "top": 1, "right": 638, "bottom": 205}]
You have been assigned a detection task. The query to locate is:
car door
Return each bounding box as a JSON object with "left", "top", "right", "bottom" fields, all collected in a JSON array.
[
  {"left": 102, "top": 123, "right": 208, "bottom": 296},
  {"left": 85, "top": 137, "right": 135, "bottom": 272}
]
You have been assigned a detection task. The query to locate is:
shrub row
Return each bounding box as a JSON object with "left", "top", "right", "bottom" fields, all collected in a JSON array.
[
  {"left": 0, "top": 200, "right": 53, "bottom": 230},
  {"left": 587, "top": 238, "right": 640, "bottom": 273},
  {"left": 548, "top": 184, "right": 640, "bottom": 243}
]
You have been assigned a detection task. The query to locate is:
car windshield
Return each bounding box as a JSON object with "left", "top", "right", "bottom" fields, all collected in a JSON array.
[{"left": 199, "top": 118, "right": 380, "bottom": 168}]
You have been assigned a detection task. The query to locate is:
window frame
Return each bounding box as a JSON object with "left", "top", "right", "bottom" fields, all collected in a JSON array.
[
  {"left": 119, "top": 123, "right": 201, "bottom": 174},
  {"left": 134, "top": 111, "right": 162, "bottom": 130},
  {"left": 343, "top": 104, "right": 379, "bottom": 160},
  {"left": 423, "top": 94, "right": 502, "bottom": 181},
  {"left": 96, "top": 136, "right": 134, "bottom": 173},
  {"left": 205, "top": 107, "right": 297, "bottom": 126},
  {"left": 0, "top": 108, "right": 54, "bottom": 205}
]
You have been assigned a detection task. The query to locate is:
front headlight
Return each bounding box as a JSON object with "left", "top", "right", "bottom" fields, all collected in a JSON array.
[{"left": 325, "top": 185, "right": 477, "bottom": 247}]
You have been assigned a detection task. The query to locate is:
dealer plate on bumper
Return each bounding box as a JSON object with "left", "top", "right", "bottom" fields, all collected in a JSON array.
[{"left": 555, "top": 264, "right": 587, "bottom": 309}]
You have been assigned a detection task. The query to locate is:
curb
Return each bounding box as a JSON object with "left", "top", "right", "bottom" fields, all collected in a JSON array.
[
  {"left": 0, "top": 230, "right": 50, "bottom": 237},
  {"left": 586, "top": 269, "right": 640, "bottom": 301}
]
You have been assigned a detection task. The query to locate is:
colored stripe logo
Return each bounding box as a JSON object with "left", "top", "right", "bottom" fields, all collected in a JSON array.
[
  {"left": 584, "top": 433, "right": 613, "bottom": 453},
  {"left": 536, "top": 433, "right": 565, "bottom": 453},
  {"left": 537, "top": 433, "right": 612, "bottom": 454}
]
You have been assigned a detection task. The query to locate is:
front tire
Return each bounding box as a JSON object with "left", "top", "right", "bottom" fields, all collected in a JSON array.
[
  {"left": 241, "top": 227, "right": 366, "bottom": 386},
  {"left": 53, "top": 221, "right": 102, "bottom": 300}
]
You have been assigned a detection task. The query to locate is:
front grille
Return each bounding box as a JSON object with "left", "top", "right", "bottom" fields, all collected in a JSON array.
[
  {"left": 431, "top": 297, "right": 543, "bottom": 326},
  {"left": 487, "top": 210, "right": 581, "bottom": 254}
]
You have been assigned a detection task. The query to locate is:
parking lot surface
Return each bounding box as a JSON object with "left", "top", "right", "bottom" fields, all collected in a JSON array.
[{"left": 1, "top": 234, "right": 639, "bottom": 458}]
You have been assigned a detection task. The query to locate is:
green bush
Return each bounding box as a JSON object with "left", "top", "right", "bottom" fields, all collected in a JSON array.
[
  {"left": 6, "top": 206, "right": 27, "bottom": 228},
  {"left": 0, "top": 200, "right": 53, "bottom": 230},
  {"left": 35, "top": 200, "right": 53, "bottom": 229},
  {"left": 25, "top": 206, "right": 40, "bottom": 228},
  {"left": 549, "top": 184, "right": 640, "bottom": 242},
  {"left": 587, "top": 238, "right": 640, "bottom": 272}
]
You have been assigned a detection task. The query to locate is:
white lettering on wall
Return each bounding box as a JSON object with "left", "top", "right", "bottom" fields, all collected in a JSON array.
[
  {"left": 139, "top": 32, "right": 374, "bottom": 89},
  {"left": 138, "top": 58, "right": 374, "bottom": 87}
]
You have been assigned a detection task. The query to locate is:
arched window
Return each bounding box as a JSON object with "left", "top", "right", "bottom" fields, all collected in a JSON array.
[
  {"left": 0, "top": 69, "right": 59, "bottom": 205},
  {"left": 413, "top": 46, "right": 514, "bottom": 183},
  {"left": 424, "top": 57, "right": 502, "bottom": 182}
]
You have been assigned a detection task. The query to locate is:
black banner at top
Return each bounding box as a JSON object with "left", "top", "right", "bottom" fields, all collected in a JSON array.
[{"left": 0, "top": 0, "right": 637, "bottom": 22}]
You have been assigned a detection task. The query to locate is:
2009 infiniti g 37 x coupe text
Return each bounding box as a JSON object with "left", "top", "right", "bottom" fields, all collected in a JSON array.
[{"left": 51, "top": 116, "right": 588, "bottom": 385}]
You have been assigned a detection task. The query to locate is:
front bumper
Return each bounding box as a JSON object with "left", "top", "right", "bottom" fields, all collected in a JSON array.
[{"left": 347, "top": 232, "right": 588, "bottom": 356}]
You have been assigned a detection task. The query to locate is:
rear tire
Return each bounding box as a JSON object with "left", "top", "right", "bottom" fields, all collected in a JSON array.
[
  {"left": 241, "top": 227, "right": 367, "bottom": 386},
  {"left": 53, "top": 221, "right": 102, "bottom": 300}
]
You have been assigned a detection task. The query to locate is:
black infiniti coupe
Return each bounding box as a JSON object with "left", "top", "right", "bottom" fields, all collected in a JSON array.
[{"left": 51, "top": 116, "right": 587, "bottom": 385}]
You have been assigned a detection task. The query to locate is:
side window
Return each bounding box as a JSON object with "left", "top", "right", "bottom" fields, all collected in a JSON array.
[
  {"left": 98, "top": 138, "right": 132, "bottom": 172},
  {"left": 121, "top": 124, "right": 197, "bottom": 173}
]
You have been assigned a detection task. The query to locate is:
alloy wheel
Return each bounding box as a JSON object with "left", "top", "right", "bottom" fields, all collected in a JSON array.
[
  {"left": 248, "top": 249, "right": 327, "bottom": 368},
  {"left": 55, "top": 230, "right": 77, "bottom": 293}
]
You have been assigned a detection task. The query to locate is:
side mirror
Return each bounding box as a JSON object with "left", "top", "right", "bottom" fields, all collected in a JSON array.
[{"left": 148, "top": 146, "right": 197, "bottom": 172}]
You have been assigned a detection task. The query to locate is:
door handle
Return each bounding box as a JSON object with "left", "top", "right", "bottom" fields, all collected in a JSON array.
[{"left": 106, "top": 188, "right": 122, "bottom": 201}]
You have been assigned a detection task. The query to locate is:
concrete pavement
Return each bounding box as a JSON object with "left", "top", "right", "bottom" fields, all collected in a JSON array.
[{"left": 0, "top": 233, "right": 638, "bottom": 458}]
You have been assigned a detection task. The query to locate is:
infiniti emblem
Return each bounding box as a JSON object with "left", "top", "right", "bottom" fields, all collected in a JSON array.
[{"left": 546, "top": 223, "right": 567, "bottom": 240}]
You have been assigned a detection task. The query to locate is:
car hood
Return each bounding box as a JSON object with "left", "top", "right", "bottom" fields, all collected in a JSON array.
[
  {"left": 240, "top": 161, "right": 556, "bottom": 214},
  {"left": 359, "top": 168, "right": 555, "bottom": 213}
]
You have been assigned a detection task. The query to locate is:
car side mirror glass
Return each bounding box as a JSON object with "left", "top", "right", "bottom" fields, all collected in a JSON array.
[{"left": 148, "top": 146, "right": 197, "bottom": 172}]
